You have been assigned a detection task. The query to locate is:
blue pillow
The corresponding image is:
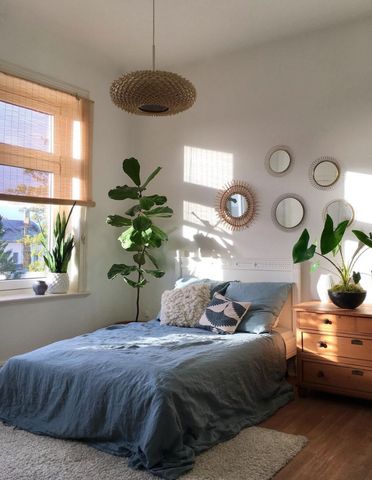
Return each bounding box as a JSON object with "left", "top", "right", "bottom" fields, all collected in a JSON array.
[{"left": 224, "top": 282, "right": 292, "bottom": 333}]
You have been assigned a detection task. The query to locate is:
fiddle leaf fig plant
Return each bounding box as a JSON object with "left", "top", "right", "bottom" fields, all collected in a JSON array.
[
  {"left": 107, "top": 157, "right": 173, "bottom": 321},
  {"left": 292, "top": 214, "right": 372, "bottom": 292}
]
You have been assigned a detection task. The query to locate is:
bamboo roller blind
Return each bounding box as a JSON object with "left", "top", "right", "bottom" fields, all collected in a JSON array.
[{"left": 0, "top": 71, "right": 94, "bottom": 206}]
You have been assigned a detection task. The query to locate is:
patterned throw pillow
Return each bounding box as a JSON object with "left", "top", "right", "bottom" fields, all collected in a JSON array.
[
  {"left": 160, "top": 284, "right": 211, "bottom": 327},
  {"left": 197, "top": 292, "right": 250, "bottom": 334}
]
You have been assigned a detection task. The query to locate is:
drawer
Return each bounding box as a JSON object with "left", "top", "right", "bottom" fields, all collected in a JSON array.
[
  {"left": 297, "top": 312, "right": 355, "bottom": 333},
  {"left": 301, "top": 332, "right": 372, "bottom": 362},
  {"left": 302, "top": 360, "right": 372, "bottom": 394},
  {"left": 297, "top": 311, "right": 372, "bottom": 335}
]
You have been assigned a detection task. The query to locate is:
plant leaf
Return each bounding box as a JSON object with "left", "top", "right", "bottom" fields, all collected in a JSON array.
[
  {"left": 123, "top": 277, "right": 148, "bottom": 288},
  {"left": 125, "top": 204, "right": 141, "bottom": 217},
  {"left": 118, "top": 227, "right": 135, "bottom": 249},
  {"left": 352, "top": 230, "right": 372, "bottom": 248},
  {"left": 353, "top": 271, "right": 361, "bottom": 284},
  {"left": 145, "top": 206, "right": 173, "bottom": 217},
  {"left": 106, "top": 215, "right": 132, "bottom": 227},
  {"left": 107, "top": 263, "right": 137, "bottom": 279},
  {"left": 151, "top": 225, "right": 168, "bottom": 241},
  {"left": 145, "top": 269, "right": 165, "bottom": 278},
  {"left": 144, "top": 251, "right": 159, "bottom": 269},
  {"left": 139, "top": 197, "right": 155, "bottom": 210},
  {"left": 320, "top": 215, "right": 348, "bottom": 255},
  {"left": 310, "top": 261, "right": 320, "bottom": 272},
  {"left": 141, "top": 167, "right": 161, "bottom": 189},
  {"left": 292, "top": 229, "right": 316, "bottom": 263},
  {"left": 123, "top": 157, "right": 141, "bottom": 186},
  {"left": 133, "top": 252, "right": 146, "bottom": 266},
  {"left": 133, "top": 216, "right": 152, "bottom": 231},
  {"left": 141, "top": 194, "right": 167, "bottom": 206},
  {"left": 109, "top": 185, "right": 140, "bottom": 200}
]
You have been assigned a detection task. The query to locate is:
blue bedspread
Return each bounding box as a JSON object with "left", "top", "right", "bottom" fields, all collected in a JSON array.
[{"left": 0, "top": 320, "right": 293, "bottom": 479}]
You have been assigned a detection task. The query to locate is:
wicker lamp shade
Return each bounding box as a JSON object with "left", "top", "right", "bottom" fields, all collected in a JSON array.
[{"left": 110, "top": 70, "right": 196, "bottom": 116}]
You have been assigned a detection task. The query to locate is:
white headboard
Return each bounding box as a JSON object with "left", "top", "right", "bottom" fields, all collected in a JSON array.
[{"left": 175, "top": 256, "right": 301, "bottom": 333}]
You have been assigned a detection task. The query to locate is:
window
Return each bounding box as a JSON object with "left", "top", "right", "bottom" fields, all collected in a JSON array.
[
  {"left": 0, "top": 70, "right": 93, "bottom": 292},
  {"left": 0, "top": 200, "right": 52, "bottom": 283}
]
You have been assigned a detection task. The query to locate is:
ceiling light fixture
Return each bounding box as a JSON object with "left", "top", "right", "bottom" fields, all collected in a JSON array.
[{"left": 110, "top": 0, "right": 196, "bottom": 116}]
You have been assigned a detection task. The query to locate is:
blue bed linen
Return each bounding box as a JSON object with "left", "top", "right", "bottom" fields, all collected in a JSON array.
[{"left": 0, "top": 320, "right": 293, "bottom": 479}]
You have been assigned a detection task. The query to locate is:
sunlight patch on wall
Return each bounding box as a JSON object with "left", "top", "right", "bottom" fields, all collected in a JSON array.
[
  {"left": 344, "top": 172, "right": 372, "bottom": 225},
  {"left": 185, "top": 255, "right": 225, "bottom": 281},
  {"left": 184, "top": 146, "right": 233, "bottom": 189}
]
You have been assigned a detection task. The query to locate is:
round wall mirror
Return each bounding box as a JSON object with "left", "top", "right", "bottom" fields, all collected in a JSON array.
[
  {"left": 265, "top": 146, "right": 293, "bottom": 176},
  {"left": 272, "top": 194, "right": 305, "bottom": 231},
  {"left": 216, "top": 180, "right": 256, "bottom": 230},
  {"left": 310, "top": 157, "right": 340, "bottom": 189},
  {"left": 324, "top": 199, "right": 354, "bottom": 226}
]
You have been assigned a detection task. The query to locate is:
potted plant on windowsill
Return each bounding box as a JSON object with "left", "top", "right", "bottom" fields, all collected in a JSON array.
[
  {"left": 292, "top": 214, "right": 372, "bottom": 309},
  {"left": 41, "top": 203, "right": 75, "bottom": 294}
]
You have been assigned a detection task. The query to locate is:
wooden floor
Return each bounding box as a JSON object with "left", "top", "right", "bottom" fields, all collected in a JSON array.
[{"left": 261, "top": 389, "right": 372, "bottom": 480}]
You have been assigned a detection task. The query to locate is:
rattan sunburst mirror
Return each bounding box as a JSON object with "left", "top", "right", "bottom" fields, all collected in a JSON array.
[{"left": 216, "top": 180, "right": 257, "bottom": 231}]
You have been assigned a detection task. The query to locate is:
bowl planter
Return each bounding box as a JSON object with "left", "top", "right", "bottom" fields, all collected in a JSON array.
[
  {"left": 47, "top": 272, "right": 70, "bottom": 294},
  {"left": 328, "top": 289, "right": 367, "bottom": 309}
]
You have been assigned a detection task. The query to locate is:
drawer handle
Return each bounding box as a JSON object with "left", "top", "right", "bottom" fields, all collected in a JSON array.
[
  {"left": 352, "top": 370, "right": 364, "bottom": 376},
  {"left": 318, "top": 341, "right": 328, "bottom": 348},
  {"left": 323, "top": 319, "right": 333, "bottom": 325},
  {"left": 317, "top": 371, "right": 325, "bottom": 378},
  {"left": 351, "top": 339, "right": 363, "bottom": 346}
]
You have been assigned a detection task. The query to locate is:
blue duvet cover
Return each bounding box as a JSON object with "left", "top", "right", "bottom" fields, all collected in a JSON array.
[{"left": 0, "top": 320, "right": 293, "bottom": 479}]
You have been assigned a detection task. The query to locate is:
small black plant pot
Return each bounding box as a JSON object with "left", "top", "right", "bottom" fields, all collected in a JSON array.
[{"left": 328, "top": 290, "right": 367, "bottom": 309}]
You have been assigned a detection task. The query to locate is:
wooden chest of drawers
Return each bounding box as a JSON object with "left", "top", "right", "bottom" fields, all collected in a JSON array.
[{"left": 295, "top": 301, "right": 372, "bottom": 399}]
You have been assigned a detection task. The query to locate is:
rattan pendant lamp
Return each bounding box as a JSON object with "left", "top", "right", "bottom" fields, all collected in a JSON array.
[{"left": 110, "top": 0, "right": 196, "bottom": 116}]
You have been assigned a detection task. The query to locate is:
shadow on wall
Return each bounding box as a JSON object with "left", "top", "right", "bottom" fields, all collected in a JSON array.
[{"left": 172, "top": 145, "right": 237, "bottom": 258}]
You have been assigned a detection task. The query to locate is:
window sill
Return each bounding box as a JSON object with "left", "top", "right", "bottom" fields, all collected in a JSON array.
[{"left": 0, "top": 291, "right": 90, "bottom": 306}]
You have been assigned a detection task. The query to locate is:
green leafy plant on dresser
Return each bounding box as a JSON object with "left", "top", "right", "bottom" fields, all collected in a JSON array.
[
  {"left": 292, "top": 214, "right": 372, "bottom": 308},
  {"left": 107, "top": 157, "right": 173, "bottom": 321}
]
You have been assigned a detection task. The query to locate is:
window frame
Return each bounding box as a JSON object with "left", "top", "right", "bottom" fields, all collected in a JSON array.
[
  {"left": 0, "top": 203, "right": 87, "bottom": 294},
  {"left": 0, "top": 62, "right": 90, "bottom": 296}
]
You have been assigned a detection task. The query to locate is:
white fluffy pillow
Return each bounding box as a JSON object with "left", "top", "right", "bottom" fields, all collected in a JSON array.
[{"left": 160, "top": 284, "right": 211, "bottom": 327}]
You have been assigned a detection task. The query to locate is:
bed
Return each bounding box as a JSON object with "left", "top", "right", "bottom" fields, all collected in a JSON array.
[{"left": 0, "top": 257, "right": 300, "bottom": 479}]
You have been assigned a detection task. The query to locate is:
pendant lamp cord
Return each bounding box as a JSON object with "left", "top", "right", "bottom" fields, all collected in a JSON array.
[{"left": 152, "top": 0, "right": 156, "bottom": 71}]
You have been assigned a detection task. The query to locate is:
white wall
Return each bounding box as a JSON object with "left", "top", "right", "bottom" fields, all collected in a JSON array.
[
  {"left": 0, "top": 19, "right": 136, "bottom": 362},
  {"left": 2, "top": 14, "right": 372, "bottom": 361},
  {"left": 129, "top": 17, "right": 372, "bottom": 317}
]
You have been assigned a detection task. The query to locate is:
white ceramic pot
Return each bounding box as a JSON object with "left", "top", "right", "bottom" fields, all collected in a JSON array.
[{"left": 47, "top": 273, "right": 70, "bottom": 294}]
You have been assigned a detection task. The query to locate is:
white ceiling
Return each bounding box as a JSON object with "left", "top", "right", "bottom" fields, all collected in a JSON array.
[{"left": 2, "top": 0, "right": 372, "bottom": 71}]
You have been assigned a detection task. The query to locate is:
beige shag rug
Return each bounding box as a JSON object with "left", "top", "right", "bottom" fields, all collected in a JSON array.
[{"left": 0, "top": 423, "right": 307, "bottom": 480}]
